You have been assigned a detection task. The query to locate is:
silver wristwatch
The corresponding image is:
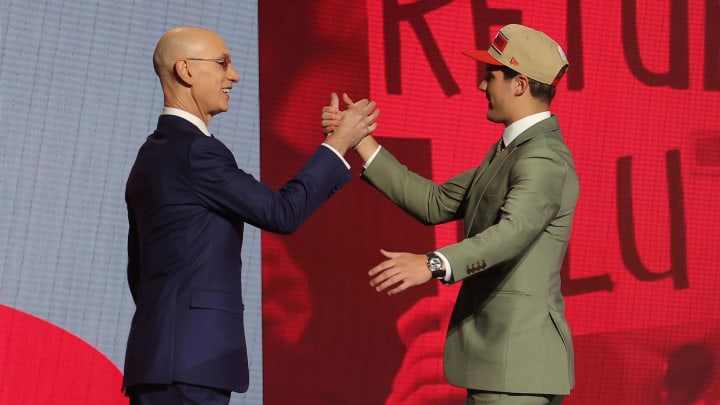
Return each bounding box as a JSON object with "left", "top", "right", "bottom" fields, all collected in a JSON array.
[{"left": 426, "top": 253, "right": 445, "bottom": 278}]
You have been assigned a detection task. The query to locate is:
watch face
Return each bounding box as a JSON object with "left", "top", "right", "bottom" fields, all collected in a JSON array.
[{"left": 428, "top": 256, "right": 442, "bottom": 272}]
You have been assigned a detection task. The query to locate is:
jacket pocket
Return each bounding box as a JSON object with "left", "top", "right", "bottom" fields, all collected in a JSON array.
[{"left": 190, "top": 289, "right": 244, "bottom": 314}]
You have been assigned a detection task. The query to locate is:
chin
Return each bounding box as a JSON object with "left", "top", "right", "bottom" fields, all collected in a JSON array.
[
  {"left": 211, "top": 106, "right": 229, "bottom": 115},
  {"left": 486, "top": 113, "right": 502, "bottom": 124}
]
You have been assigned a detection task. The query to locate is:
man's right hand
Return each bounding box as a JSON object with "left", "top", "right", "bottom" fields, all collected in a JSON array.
[
  {"left": 321, "top": 92, "right": 342, "bottom": 136},
  {"left": 323, "top": 93, "right": 379, "bottom": 156}
]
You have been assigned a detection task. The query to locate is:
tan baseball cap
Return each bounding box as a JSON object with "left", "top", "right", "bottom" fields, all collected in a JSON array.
[{"left": 463, "top": 24, "right": 569, "bottom": 86}]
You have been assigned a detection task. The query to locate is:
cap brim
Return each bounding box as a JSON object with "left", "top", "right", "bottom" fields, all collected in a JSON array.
[{"left": 462, "top": 49, "right": 503, "bottom": 65}]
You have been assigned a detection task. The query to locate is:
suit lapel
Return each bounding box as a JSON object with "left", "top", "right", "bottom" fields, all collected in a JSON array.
[
  {"left": 463, "top": 144, "right": 510, "bottom": 236},
  {"left": 463, "top": 116, "right": 561, "bottom": 236},
  {"left": 466, "top": 140, "right": 500, "bottom": 197}
]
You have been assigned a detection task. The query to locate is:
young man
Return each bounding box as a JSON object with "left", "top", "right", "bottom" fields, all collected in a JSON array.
[{"left": 324, "top": 24, "right": 576, "bottom": 405}]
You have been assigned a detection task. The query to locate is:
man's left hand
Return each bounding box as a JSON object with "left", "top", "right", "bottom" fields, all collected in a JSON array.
[{"left": 368, "top": 249, "right": 432, "bottom": 295}]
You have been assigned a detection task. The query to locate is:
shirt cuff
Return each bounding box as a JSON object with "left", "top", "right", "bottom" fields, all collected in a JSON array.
[
  {"left": 321, "top": 143, "right": 351, "bottom": 170},
  {"left": 362, "top": 145, "right": 383, "bottom": 169}
]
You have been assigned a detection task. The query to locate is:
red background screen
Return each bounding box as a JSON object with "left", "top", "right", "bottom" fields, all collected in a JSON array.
[{"left": 260, "top": 0, "right": 720, "bottom": 403}]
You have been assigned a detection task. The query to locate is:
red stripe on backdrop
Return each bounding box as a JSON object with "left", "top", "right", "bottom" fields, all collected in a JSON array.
[{"left": 261, "top": 1, "right": 720, "bottom": 403}]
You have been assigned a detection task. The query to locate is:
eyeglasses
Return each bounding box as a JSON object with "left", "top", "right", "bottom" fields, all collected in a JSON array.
[{"left": 186, "top": 57, "right": 232, "bottom": 71}]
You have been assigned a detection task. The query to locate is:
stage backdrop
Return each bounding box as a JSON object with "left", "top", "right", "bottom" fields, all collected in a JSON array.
[
  {"left": 0, "top": 1, "right": 261, "bottom": 404},
  {"left": 1, "top": 0, "right": 719, "bottom": 404},
  {"left": 260, "top": 0, "right": 720, "bottom": 404}
]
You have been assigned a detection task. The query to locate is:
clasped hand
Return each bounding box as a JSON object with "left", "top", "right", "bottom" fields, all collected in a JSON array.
[{"left": 322, "top": 93, "right": 379, "bottom": 155}]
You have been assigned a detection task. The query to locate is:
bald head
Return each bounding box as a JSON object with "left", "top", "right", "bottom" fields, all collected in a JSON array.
[
  {"left": 153, "top": 26, "right": 220, "bottom": 78},
  {"left": 151, "top": 26, "right": 239, "bottom": 124}
]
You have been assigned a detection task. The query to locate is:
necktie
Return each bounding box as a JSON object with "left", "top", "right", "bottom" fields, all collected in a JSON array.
[{"left": 488, "top": 138, "right": 504, "bottom": 165}]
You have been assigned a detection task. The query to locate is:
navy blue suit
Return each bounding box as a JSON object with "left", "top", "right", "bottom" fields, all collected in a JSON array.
[{"left": 123, "top": 114, "right": 351, "bottom": 393}]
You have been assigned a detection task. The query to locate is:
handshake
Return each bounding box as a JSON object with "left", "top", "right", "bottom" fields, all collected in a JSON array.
[{"left": 321, "top": 93, "right": 380, "bottom": 156}]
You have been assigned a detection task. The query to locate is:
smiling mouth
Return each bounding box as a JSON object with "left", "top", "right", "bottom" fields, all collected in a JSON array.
[{"left": 222, "top": 89, "right": 231, "bottom": 94}]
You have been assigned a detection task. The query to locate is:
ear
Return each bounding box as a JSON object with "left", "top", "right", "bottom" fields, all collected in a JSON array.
[
  {"left": 174, "top": 59, "right": 193, "bottom": 86},
  {"left": 513, "top": 75, "right": 529, "bottom": 96}
]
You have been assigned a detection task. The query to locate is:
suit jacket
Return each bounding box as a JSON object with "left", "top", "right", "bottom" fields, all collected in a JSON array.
[
  {"left": 123, "top": 114, "right": 351, "bottom": 392},
  {"left": 362, "top": 116, "right": 577, "bottom": 394}
]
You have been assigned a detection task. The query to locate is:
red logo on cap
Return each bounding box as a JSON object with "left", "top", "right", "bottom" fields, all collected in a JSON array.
[
  {"left": 509, "top": 57, "right": 519, "bottom": 66},
  {"left": 492, "top": 31, "right": 509, "bottom": 54}
]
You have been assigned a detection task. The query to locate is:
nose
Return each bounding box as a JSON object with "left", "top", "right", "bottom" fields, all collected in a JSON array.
[
  {"left": 479, "top": 80, "right": 488, "bottom": 92},
  {"left": 228, "top": 64, "right": 240, "bottom": 82}
]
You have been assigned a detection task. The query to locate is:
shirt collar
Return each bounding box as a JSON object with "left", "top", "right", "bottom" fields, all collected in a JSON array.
[
  {"left": 161, "top": 107, "right": 212, "bottom": 137},
  {"left": 502, "top": 111, "right": 551, "bottom": 147}
]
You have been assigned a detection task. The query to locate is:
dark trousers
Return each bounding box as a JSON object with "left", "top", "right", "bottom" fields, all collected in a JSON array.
[{"left": 126, "top": 382, "right": 231, "bottom": 405}]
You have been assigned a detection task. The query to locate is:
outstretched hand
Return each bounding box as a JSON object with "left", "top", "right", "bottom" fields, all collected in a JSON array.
[
  {"left": 322, "top": 93, "right": 379, "bottom": 155},
  {"left": 368, "top": 249, "right": 432, "bottom": 296},
  {"left": 321, "top": 93, "right": 377, "bottom": 136}
]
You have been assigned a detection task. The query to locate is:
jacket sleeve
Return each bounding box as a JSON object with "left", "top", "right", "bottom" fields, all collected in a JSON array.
[
  {"left": 361, "top": 147, "right": 475, "bottom": 225},
  {"left": 188, "top": 136, "right": 352, "bottom": 234}
]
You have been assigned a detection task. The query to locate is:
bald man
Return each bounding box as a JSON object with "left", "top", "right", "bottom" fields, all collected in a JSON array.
[{"left": 122, "top": 26, "right": 378, "bottom": 405}]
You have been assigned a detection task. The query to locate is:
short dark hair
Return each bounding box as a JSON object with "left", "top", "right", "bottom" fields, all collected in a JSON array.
[{"left": 497, "top": 65, "right": 557, "bottom": 105}]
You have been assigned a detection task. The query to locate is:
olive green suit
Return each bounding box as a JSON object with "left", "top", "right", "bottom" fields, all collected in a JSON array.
[{"left": 362, "top": 116, "right": 577, "bottom": 395}]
